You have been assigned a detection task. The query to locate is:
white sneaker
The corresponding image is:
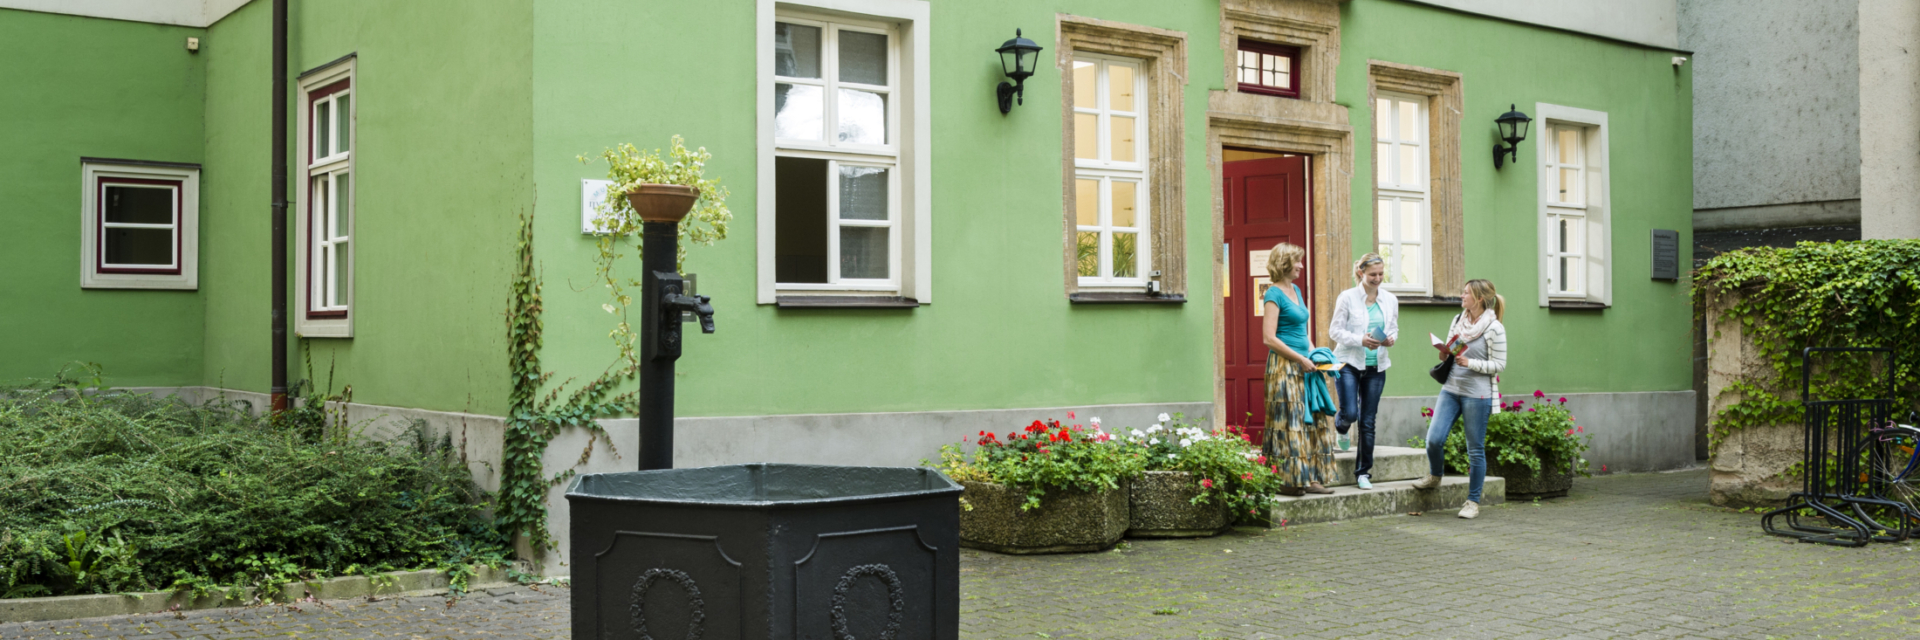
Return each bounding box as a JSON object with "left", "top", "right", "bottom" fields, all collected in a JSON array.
[
  {"left": 1458, "top": 500, "right": 1480, "bottom": 519},
  {"left": 1410, "top": 474, "right": 1441, "bottom": 490},
  {"left": 1356, "top": 474, "right": 1373, "bottom": 490}
]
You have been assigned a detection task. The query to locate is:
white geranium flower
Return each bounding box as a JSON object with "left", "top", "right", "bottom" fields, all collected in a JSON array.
[
  {"left": 1146, "top": 425, "right": 1162, "bottom": 433},
  {"left": 1179, "top": 438, "right": 1193, "bottom": 447},
  {"left": 1157, "top": 413, "right": 1171, "bottom": 423},
  {"left": 1090, "top": 417, "right": 1101, "bottom": 427},
  {"left": 1168, "top": 454, "right": 1177, "bottom": 461},
  {"left": 1131, "top": 429, "right": 1146, "bottom": 438},
  {"left": 1149, "top": 437, "right": 1159, "bottom": 445}
]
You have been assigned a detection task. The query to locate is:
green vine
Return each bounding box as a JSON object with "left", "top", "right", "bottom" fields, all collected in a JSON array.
[
  {"left": 1693, "top": 240, "right": 1920, "bottom": 450},
  {"left": 499, "top": 214, "right": 633, "bottom": 558}
]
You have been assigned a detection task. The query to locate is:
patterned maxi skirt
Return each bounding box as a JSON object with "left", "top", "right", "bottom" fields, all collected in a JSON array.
[{"left": 1264, "top": 352, "right": 1336, "bottom": 487}]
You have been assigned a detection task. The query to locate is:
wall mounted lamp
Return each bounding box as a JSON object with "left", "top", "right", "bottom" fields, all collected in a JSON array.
[
  {"left": 1493, "top": 104, "right": 1533, "bottom": 169},
  {"left": 996, "top": 29, "right": 1043, "bottom": 114}
]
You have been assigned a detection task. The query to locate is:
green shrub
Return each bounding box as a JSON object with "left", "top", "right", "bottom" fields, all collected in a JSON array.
[{"left": 0, "top": 379, "right": 509, "bottom": 599}]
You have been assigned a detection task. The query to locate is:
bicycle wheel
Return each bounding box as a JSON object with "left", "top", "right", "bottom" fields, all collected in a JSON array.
[{"left": 1854, "top": 428, "right": 1920, "bottom": 536}]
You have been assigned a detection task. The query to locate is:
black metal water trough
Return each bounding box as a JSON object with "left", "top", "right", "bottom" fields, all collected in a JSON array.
[{"left": 566, "top": 463, "right": 963, "bottom": 640}]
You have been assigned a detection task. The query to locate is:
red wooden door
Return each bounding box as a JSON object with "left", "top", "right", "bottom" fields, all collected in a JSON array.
[{"left": 1223, "top": 155, "right": 1310, "bottom": 444}]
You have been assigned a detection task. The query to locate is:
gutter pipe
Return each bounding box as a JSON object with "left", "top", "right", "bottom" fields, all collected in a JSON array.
[{"left": 270, "top": 0, "right": 289, "bottom": 412}]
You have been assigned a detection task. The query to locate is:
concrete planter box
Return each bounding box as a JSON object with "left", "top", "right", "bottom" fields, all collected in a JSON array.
[
  {"left": 1490, "top": 454, "right": 1575, "bottom": 499},
  {"left": 958, "top": 480, "right": 1128, "bottom": 554},
  {"left": 1127, "top": 471, "right": 1229, "bottom": 537}
]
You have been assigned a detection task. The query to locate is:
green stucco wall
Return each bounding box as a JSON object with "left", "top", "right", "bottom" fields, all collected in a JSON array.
[
  {"left": 0, "top": 9, "right": 206, "bottom": 387},
  {"left": 197, "top": 0, "right": 532, "bottom": 414},
  {"left": 1339, "top": 0, "right": 1695, "bottom": 399},
  {"left": 529, "top": 0, "right": 1225, "bottom": 418}
]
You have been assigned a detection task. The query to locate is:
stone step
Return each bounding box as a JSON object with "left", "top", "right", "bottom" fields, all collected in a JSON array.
[
  {"left": 1267, "top": 475, "right": 1506, "bottom": 526},
  {"left": 1328, "top": 445, "right": 1428, "bottom": 485}
]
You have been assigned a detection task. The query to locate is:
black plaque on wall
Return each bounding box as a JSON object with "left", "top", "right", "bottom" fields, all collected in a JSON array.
[{"left": 1650, "top": 229, "right": 1679, "bottom": 281}]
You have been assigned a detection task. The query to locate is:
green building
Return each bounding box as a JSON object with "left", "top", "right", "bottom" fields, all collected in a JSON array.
[{"left": 2, "top": 0, "right": 1694, "bottom": 564}]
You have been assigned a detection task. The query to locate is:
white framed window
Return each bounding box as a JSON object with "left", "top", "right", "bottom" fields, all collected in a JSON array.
[
  {"left": 757, "top": 0, "right": 930, "bottom": 304},
  {"left": 79, "top": 159, "right": 200, "bottom": 290},
  {"left": 1374, "top": 91, "right": 1429, "bottom": 294},
  {"left": 1072, "top": 54, "right": 1150, "bottom": 286},
  {"left": 1533, "top": 103, "right": 1611, "bottom": 307},
  {"left": 295, "top": 57, "right": 355, "bottom": 337}
]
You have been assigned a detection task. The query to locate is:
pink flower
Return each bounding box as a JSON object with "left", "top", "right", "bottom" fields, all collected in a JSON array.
[
  {"left": 1534, "top": 390, "right": 1546, "bottom": 399},
  {"left": 1067, "top": 411, "right": 1076, "bottom": 419},
  {"left": 1566, "top": 429, "right": 1575, "bottom": 436},
  {"left": 1576, "top": 425, "right": 1583, "bottom": 433},
  {"left": 1558, "top": 397, "right": 1567, "bottom": 403},
  {"left": 1601, "top": 464, "right": 1608, "bottom": 473},
  {"left": 1201, "top": 478, "right": 1215, "bottom": 489}
]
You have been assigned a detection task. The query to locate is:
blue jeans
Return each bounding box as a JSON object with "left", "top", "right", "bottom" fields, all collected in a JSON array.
[
  {"left": 1335, "top": 365, "right": 1386, "bottom": 477},
  {"left": 1425, "top": 390, "right": 1492, "bottom": 503}
]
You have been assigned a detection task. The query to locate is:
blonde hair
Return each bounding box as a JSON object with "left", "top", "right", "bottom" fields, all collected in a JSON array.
[
  {"left": 1266, "top": 242, "right": 1306, "bottom": 282},
  {"left": 1353, "top": 252, "right": 1386, "bottom": 285},
  {"left": 1465, "top": 279, "right": 1505, "bottom": 321}
]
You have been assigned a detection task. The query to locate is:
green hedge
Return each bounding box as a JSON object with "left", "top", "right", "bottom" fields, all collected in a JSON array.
[
  {"left": 0, "top": 380, "right": 509, "bottom": 599},
  {"left": 1693, "top": 239, "right": 1920, "bottom": 448}
]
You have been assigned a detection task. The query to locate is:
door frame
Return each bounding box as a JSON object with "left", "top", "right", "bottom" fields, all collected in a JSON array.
[{"left": 1207, "top": 115, "right": 1355, "bottom": 430}]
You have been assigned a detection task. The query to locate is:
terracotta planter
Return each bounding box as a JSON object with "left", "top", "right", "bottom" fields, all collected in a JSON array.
[
  {"left": 957, "top": 480, "right": 1128, "bottom": 554},
  {"left": 1127, "top": 471, "right": 1229, "bottom": 538},
  {"left": 623, "top": 184, "right": 699, "bottom": 223},
  {"left": 1489, "top": 453, "right": 1575, "bottom": 499}
]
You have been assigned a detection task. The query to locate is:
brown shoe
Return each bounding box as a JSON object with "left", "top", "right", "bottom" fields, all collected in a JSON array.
[
  {"left": 1304, "top": 482, "right": 1334, "bottom": 495},
  {"left": 1278, "top": 485, "right": 1306, "bottom": 497}
]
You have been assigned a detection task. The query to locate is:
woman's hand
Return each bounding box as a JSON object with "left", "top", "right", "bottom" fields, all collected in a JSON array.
[
  {"left": 1295, "top": 354, "right": 1318, "bottom": 369},
  {"left": 1454, "top": 353, "right": 1470, "bottom": 367},
  {"left": 1361, "top": 336, "right": 1381, "bottom": 349},
  {"left": 1382, "top": 336, "right": 1396, "bottom": 347}
]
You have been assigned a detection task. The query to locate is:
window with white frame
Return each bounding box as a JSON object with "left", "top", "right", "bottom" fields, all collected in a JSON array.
[
  {"left": 296, "top": 58, "right": 355, "bottom": 336},
  {"left": 80, "top": 160, "right": 200, "bottom": 290},
  {"left": 1533, "top": 103, "right": 1611, "bottom": 307},
  {"left": 1374, "top": 91, "right": 1429, "bottom": 294},
  {"left": 1072, "top": 55, "right": 1149, "bottom": 285},
  {"left": 770, "top": 15, "right": 900, "bottom": 289}
]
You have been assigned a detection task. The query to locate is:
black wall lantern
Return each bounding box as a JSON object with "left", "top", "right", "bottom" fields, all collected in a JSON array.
[
  {"left": 996, "top": 29, "right": 1043, "bottom": 114},
  {"left": 1493, "top": 104, "right": 1533, "bottom": 169}
]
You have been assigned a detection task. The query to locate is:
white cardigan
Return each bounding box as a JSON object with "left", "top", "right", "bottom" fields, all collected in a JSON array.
[{"left": 1327, "top": 287, "right": 1400, "bottom": 371}]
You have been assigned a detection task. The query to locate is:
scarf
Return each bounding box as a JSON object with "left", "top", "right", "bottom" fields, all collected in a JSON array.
[{"left": 1449, "top": 309, "right": 1495, "bottom": 345}]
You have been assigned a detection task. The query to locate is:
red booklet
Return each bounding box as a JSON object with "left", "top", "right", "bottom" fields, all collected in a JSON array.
[{"left": 1429, "top": 333, "right": 1468, "bottom": 359}]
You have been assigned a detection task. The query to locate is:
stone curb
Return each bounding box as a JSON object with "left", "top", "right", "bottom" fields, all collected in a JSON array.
[
  {"left": 1269, "top": 475, "right": 1507, "bottom": 525},
  {"left": 0, "top": 565, "right": 523, "bottom": 624}
]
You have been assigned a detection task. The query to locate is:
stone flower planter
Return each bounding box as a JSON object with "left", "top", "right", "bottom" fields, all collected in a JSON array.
[
  {"left": 957, "top": 480, "right": 1128, "bottom": 554},
  {"left": 1489, "top": 454, "right": 1574, "bottom": 499},
  {"left": 1127, "top": 471, "right": 1229, "bottom": 537}
]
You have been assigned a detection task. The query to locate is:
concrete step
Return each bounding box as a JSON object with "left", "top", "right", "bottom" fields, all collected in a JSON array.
[
  {"left": 1267, "top": 475, "right": 1505, "bottom": 525},
  {"left": 1328, "top": 445, "right": 1428, "bottom": 485}
]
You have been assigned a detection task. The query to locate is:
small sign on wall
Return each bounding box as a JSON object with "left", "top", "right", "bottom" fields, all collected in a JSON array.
[
  {"left": 1650, "top": 229, "right": 1679, "bottom": 281},
  {"left": 581, "top": 179, "right": 615, "bottom": 234},
  {"left": 1249, "top": 249, "right": 1271, "bottom": 316}
]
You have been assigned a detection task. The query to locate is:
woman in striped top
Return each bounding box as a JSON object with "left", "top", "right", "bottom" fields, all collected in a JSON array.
[{"left": 1410, "top": 279, "right": 1506, "bottom": 519}]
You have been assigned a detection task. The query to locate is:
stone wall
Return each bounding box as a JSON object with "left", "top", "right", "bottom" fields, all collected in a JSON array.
[{"left": 1701, "top": 293, "right": 1800, "bottom": 506}]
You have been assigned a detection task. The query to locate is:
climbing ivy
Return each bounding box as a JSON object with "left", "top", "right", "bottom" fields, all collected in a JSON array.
[
  {"left": 499, "top": 214, "right": 632, "bottom": 556},
  {"left": 1693, "top": 240, "right": 1920, "bottom": 450}
]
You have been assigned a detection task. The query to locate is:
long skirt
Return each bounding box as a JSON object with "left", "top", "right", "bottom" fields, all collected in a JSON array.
[{"left": 1264, "top": 352, "right": 1336, "bottom": 487}]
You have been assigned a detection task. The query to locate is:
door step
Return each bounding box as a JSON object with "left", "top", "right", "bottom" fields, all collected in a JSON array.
[
  {"left": 1267, "top": 475, "right": 1506, "bottom": 526},
  {"left": 1327, "top": 445, "right": 1427, "bottom": 485}
]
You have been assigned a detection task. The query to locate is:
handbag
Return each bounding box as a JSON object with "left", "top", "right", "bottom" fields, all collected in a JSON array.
[{"left": 1429, "top": 359, "right": 1454, "bottom": 384}]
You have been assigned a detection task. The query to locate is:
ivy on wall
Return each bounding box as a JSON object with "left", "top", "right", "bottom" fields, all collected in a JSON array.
[
  {"left": 499, "top": 214, "right": 632, "bottom": 556},
  {"left": 1693, "top": 240, "right": 1920, "bottom": 449}
]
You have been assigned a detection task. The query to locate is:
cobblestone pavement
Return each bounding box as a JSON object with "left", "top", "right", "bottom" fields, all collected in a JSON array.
[{"left": 4, "top": 469, "right": 1917, "bottom": 640}]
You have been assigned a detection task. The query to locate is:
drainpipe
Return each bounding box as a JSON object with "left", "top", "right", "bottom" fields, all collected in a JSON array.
[{"left": 270, "top": 0, "right": 289, "bottom": 413}]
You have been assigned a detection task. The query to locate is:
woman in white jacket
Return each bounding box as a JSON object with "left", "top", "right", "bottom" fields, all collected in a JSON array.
[{"left": 1326, "top": 253, "right": 1397, "bottom": 490}]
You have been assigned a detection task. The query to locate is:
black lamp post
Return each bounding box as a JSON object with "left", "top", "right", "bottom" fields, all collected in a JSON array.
[
  {"left": 1493, "top": 104, "right": 1533, "bottom": 169},
  {"left": 996, "top": 29, "right": 1043, "bottom": 114}
]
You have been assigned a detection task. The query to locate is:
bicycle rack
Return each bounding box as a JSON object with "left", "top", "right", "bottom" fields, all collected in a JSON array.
[{"left": 1760, "top": 347, "right": 1900, "bottom": 547}]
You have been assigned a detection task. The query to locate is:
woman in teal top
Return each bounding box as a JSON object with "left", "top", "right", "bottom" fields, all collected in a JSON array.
[{"left": 1261, "top": 242, "right": 1336, "bottom": 496}]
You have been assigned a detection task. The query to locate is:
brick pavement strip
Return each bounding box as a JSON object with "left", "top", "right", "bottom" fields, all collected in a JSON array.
[{"left": 4, "top": 470, "right": 1917, "bottom": 640}]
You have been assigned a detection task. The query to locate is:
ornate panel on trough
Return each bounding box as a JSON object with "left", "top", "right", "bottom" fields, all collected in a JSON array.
[
  {"left": 594, "top": 532, "right": 742, "bottom": 640},
  {"left": 793, "top": 526, "right": 937, "bottom": 640}
]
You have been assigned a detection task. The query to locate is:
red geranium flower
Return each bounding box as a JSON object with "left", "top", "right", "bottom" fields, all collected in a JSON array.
[
  {"left": 1067, "top": 411, "right": 1076, "bottom": 419},
  {"left": 1201, "top": 478, "right": 1214, "bottom": 489},
  {"left": 1534, "top": 389, "right": 1546, "bottom": 399},
  {"left": 1558, "top": 397, "right": 1567, "bottom": 403}
]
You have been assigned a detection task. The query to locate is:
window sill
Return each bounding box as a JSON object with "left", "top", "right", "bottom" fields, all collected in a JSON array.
[
  {"left": 775, "top": 295, "right": 921, "bottom": 309},
  {"left": 1548, "top": 300, "right": 1609, "bottom": 311},
  {"left": 1067, "top": 292, "right": 1186, "bottom": 304},
  {"left": 1395, "top": 295, "right": 1463, "bottom": 307}
]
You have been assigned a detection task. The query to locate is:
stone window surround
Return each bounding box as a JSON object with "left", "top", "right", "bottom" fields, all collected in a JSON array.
[
  {"left": 1056, "top": 14, "right": 1188, "bottom": 302},
  {"left": 295, "top": 55, "right": 355, "bottom": 339},
  {"left": 1367, "top": 60, "right": 1465, "bottom": 303},
  {"left": 1219, "top": 4, "right": 1338, "bottom": 103}
]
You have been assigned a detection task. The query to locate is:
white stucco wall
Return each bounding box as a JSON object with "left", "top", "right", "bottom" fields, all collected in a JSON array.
[
  {"left": 1859, "top": 0, "right": 1920, "bottom": 239},
  {"left": 1406, "top": 0, "right": 1678, "bottom": 50},
  {"left": 1680, "top": 0, "right": 1860, "bottom": 230},
  {"left": 0, "top": 0, "right": 250, "bottom": 27}
]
